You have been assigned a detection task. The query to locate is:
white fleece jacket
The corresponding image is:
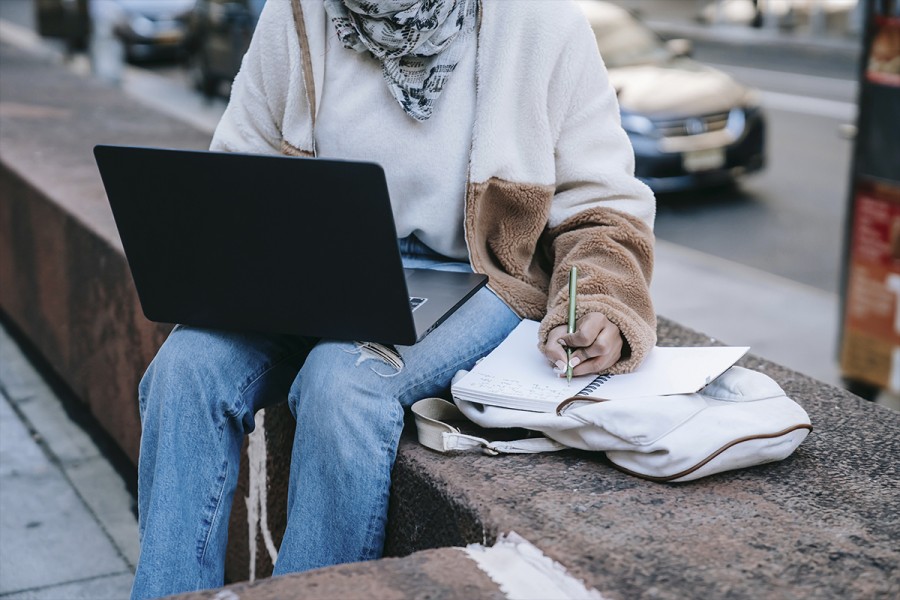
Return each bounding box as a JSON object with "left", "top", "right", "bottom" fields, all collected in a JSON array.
[{"left": 211, "top": 0, "right": 659, "bottom": 372}]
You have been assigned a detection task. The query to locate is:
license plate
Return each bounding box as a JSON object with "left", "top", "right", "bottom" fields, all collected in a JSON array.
[
  {"left": 683, "top": 148, "right": 726, "bottom": 173},
  {"left": 155, "top": 31, "right": 184, "bottom": 45}
]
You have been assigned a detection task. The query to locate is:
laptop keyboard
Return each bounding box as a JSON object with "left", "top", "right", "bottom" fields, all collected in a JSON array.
[{"left": 409, "top": 297, "right": 427, "bottom": 312}]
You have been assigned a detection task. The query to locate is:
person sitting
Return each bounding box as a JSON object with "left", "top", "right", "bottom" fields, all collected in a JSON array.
[{"left": 130, "top": 1, "right": 657, "bottom": 598}]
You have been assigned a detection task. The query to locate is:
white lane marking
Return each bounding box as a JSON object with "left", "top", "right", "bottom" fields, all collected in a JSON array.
[
  {"left": 699, "top": 61, "right": 857, "bottom": 120},
  {"left": 759, "top": 90, "right": 856, "bottom": 121},
  {"left": 704, "top": 62, "right": 857, "bottom": 90}
]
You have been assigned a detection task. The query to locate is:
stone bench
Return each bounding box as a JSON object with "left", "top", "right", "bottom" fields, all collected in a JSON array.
[{"left": 2, "top": 41, "right": 897, "bottom": 598}]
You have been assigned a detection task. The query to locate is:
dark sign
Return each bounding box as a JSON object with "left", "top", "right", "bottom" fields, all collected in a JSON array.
[{"left": 841, "top": 0, "right": 900, "bottom": 393}]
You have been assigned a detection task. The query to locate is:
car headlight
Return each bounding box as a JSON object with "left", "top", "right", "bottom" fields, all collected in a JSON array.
[
  {"left": 742, "top": 88, "right": 762, "bottom": 110},
  {"left": 129, "top": 14, "right": 157, "bottom": 37},
  {"left": 620, "top": 113, "right": 655, "bottom": 136}
]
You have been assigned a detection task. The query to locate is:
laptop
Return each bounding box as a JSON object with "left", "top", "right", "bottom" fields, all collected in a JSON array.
[{"left": 93, "top": 145, "right": 488, "bottom": 345}]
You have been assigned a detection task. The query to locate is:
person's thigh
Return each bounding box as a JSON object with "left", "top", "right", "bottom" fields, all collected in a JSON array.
[
  {"left": 396, "top": 283, "right": 524, "bottom": 404},
  {"left": 295, "top": 284, "right": 521, "bottom": 411},
  {"left": 133, "top": 326, "right": 315, "bottom": 599},
  {"left": 275, "top": 286, "right": 520, "bottom": 572},
  {"left": 140, "top": 325, "right": 316, "bottom": 426}
]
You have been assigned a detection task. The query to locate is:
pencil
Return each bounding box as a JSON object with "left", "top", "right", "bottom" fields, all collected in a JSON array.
[{"left": 567, "top": 266, "right": 577, "bottom": 383}]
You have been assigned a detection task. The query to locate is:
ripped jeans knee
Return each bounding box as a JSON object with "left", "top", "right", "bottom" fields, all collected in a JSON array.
[
  {"left": 286, "top": 340, "right": 407, "bottom": 420},
  {"left": 344, "top": 342, "right": 404, "bottom": 377}
]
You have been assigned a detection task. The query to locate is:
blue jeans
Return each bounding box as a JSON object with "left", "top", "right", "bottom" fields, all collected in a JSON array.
[{"left": 130, "top": 237, "right": 520, "bottom": 599}]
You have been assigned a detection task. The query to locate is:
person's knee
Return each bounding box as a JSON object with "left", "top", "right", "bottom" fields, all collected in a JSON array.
[
  {"left": 139, "top": 327, "right": 245, "bottom": 423},
  {"left": 288, "top": 343, "right": 404, "bottom": 439}
]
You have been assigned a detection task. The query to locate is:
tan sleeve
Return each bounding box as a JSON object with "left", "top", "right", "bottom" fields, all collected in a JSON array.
[{"left": 537, "top": 206, "right": 656, "bottom": 374}]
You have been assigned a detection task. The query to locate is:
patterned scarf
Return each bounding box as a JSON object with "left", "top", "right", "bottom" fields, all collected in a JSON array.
[{"left": 323, "top": 0, "right": 478, "bottom": 121}]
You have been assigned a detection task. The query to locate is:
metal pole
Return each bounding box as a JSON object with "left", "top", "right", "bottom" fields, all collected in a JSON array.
[
  {"left": 810, "top": 0, "right": 827, "bottom": 36},
  {"left": 88, "top": 0, "right": 124, "bottom": 85},
  {"left": 761, "top": 0, "right": 780, "bottom": 30}
]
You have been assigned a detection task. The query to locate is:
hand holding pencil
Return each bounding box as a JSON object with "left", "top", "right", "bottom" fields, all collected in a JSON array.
[{"left": 541, "top": 266, "right": 625, "bottom": 378}]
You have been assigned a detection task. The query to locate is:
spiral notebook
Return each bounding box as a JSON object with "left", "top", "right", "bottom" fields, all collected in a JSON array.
[{"left": 451, "top": 320, "right": 750, "bottom": 412}]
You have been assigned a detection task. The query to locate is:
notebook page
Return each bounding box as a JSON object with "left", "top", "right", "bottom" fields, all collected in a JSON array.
[
  {"left": 452, "top": 320, "right": 750, "bottom": 410},
  {"left": 575, "top": 345, "right": 751, "bottom": 400},
  {"left": 453, "top": 320, "right": 574, "bottom": 406}
]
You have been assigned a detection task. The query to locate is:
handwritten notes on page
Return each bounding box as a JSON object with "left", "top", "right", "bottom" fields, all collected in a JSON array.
[{"left": 451, "top": 320, "right": 750, "bottom": 412}]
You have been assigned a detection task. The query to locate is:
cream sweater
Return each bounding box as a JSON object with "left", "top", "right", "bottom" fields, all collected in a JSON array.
[
  {"left": 211, "top": 0, "right": 659, "bottom": 372},
  {"left": 313, "top": 21, "right": 476, "bottom": 259}
]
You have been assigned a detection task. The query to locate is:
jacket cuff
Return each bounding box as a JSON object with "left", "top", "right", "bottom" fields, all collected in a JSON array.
[
  {"left": 538, "top": 297, "right": 656, "bottom": 374},
  {"left": 539, "top": 207, "right": 657, "bottom": 373}
]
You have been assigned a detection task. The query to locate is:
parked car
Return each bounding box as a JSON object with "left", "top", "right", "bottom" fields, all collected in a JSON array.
[
  {"left": 34, "top": 0, "right": 90, "bottom": 51},
  {"left": 188, "top": 0, "right": 267, "bottom": 97},
  {"left": 34, "top": 0, "right": 194, "bottom": 61},
  {"left": 108, "top": 0, "right": 195, "bottom": 62},
  {"left": 579, "top": 1, "right": 766, "bottom": 192}
]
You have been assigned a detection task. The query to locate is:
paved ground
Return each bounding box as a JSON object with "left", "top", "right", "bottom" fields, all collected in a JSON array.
[
  {"left": 0, "top": 4, "right": 897, "bottom": 599},
  {"left": 0, "top": 323, "right": 138, "bottom": 599}
]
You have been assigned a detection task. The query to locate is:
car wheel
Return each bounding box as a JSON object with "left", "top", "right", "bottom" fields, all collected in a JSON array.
[
  {"left": 123, "top": 42, "right": 139, "bottom": 65},
  {"left": 708, "top": 179, "right": 741, "bottom": 195}
]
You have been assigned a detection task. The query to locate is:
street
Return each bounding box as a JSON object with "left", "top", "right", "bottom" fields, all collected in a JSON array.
[{"left": 654, "top": 48, "right": 857, "bottom": 294}]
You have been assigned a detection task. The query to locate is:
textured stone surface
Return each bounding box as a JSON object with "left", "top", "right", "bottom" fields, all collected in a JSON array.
[
  {"left": 386, "top": 318, "right": 900, "bottom": 599},
  {"left": 0, "top": 42, "right": 200, "bottom": 464},
  {"left": 217, "top": 321, "right": 900, "bottom": 598},
  {"left": 226, "top": 403, "right": 294, "bottom": 583},
  {"left": 173, "top": 548, "right": 505, "bottom": 600}
]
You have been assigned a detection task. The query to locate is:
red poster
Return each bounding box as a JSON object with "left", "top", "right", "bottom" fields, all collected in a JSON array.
[
  {"left": 866, "top": 16, "right": 900, "bottom": 87},
  {"left": 842, "top": 182, "right": 900, "bottom": 390}
]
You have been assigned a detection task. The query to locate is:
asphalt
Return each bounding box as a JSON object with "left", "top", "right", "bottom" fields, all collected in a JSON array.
[{"left": 0, "top": 5, "right": 897, "bottom": 599}]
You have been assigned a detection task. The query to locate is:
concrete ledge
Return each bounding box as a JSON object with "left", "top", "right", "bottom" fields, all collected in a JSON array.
[
  {"left": 2, "top": 40, "right": 898, "bottom": 599},
  {"left": 387, "top": 346, "right": 900, "bottom": 598},
  {"left": 0, "top": 42, "right": 194, "bottom": 465},
  {"left": 173, "top": 548, "right": 508, "bottom": 600}
]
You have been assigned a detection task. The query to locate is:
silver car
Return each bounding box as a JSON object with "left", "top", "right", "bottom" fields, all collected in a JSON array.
[
  {"left": 106, "top": 0, "right": 195, "bottom": 61},
  {"left": 579, "top": 1, "right": 767, "bottom": 192}
]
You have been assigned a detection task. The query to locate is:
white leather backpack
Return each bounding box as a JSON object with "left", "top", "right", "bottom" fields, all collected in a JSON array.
[{"left": 412, "top": 366, "right": 812, "bottom": 482}]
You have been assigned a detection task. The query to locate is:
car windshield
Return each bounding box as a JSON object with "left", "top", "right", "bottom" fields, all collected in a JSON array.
[{"left": 589, "top": 9, "right": 671, "bottom": 68}]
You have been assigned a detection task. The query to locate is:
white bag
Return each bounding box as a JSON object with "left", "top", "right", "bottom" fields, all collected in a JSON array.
[{"left": 411, "top": 366, "right": 812, "bottom": 482}]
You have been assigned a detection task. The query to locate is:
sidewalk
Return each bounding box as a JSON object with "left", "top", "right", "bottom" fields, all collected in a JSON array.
[
  {"left": 0, "top": 323, "right": 138, "bottom": 599},
  {"left": 618, "top": 0, "right": 862, "bottom": 77},
  {"left": 0, "top": 8, "right": 896, "bottom": 600},
  {"left": 617, "top": 0, "right": 863, "bottom": 47}
]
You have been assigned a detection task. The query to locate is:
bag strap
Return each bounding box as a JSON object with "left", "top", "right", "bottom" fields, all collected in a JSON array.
[
  {"left": 289, "top": 0, "right": 317, "bottom": 155},
  {"left": 411, "top": 397, "right": 566, "bottom": 456}
]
